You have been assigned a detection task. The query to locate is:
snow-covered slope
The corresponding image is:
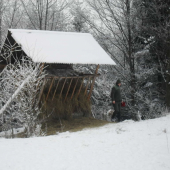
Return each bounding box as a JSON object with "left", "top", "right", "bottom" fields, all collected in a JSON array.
[{"left": 0, "top": 115, "right": 170, "bottom": 170}]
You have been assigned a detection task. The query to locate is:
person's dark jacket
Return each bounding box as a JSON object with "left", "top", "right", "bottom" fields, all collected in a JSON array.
[{"left": 111, "top": 85, "right": 122, "bottom": 103}]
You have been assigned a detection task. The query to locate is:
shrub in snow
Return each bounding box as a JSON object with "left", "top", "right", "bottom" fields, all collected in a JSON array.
[{"left": 0, "top": 58, "right": 46, "bottom": 137}]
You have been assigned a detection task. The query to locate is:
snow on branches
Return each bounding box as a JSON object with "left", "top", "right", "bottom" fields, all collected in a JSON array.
[{"left": 0, "top": 58, "right": 46, "bottom": 137}]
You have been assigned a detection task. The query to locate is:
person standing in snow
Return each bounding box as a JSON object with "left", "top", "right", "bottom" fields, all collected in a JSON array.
[{"left": 111, "top": 79, "right": 123, "bottom": 122}]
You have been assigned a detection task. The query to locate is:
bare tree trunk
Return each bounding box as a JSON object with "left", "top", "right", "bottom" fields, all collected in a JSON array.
[
  {"left": 0, "top": 0, "right": 3, "bottom": 51},
  {"left": 86, "top": 0, "right": 136, "bottom": 105},
  {"left": 126, "top": 0, "right": 136, "bottom": 105},
  {"left": 9, "top": 0, "right": 17, "bottom": 28},
  {"left": 45, "top": 0, "right": 49, "bottom": 30},
  {"left": 21, "top": 0, "right": 70, "bottom": 30},
  {"left": 166, "top": 37, "right": 170, "bottom": 107}
]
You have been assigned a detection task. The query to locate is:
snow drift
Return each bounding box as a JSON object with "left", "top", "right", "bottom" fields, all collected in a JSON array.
[{"left": 0, "top": 114, "right": 170, "bottom": 170}]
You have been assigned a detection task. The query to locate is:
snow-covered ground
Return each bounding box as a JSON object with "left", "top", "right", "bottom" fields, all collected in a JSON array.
[{"left": 0, "top": 115, "right": 170, "bottom": 170}]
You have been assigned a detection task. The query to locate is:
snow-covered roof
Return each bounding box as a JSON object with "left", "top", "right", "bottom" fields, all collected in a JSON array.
[{"left": 8, "top": 29, "right": 116, "bottom": 65}]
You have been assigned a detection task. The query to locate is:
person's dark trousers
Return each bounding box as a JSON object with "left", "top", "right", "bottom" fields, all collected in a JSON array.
[{"left": 112, "top": 102, "right": 121, "bottom": 122}]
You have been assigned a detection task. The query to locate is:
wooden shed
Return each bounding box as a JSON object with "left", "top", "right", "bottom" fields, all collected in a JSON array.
[{"left": 0, "top": 29, "right": 116, "bottom": 119}]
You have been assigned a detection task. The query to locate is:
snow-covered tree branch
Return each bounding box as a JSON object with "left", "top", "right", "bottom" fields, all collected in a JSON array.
[{"left": 0, "top": 58, "right": 46, "bottom": 137}]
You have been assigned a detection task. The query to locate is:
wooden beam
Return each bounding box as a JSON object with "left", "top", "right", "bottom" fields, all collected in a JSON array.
[
  {"left": 45, "top": 74, "right": 100, "bottom": 79},
  {"left": 64, "top": 78, "right": 73, "bottom": 102},
  {"left": 40, "top": 63, "right": 44, "bottom": 75},
  {"left": 38, "top": 78, "right": 46, "bottom": 104},
  {"left": 34, "top": 63, "right": 45, "bottom": 100},
  {"left": 46, "top": 77, "right": 55, "bottom": 101},
  {"left": 52, "top": 78, "right": 60, "bottom": 101},
  {"left": 59, "top": 78, "right": 67, "bottom": 99},
  {"left": 77, "top": 77, "right": 85, "bottom": 98},
  {"left": 88, "top": 64, "right": 100, "bottom": 100},
  {"left": 71, "top": 78, "right": 79, "bottom": 99}
]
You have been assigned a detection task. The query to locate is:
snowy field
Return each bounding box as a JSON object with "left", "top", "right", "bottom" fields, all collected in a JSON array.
[{"left": 0, "top": 115, "right": 170, "bottom": 170}]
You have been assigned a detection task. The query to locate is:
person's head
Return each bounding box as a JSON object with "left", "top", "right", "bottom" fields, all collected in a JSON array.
[{"left": 116, "top": 79, "right": 121, "bottom": 86}]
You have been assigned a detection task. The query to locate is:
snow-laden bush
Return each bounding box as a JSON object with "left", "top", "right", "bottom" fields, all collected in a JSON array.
[{"left": 0, "top": 58, "right": 46, "bottom": 137}]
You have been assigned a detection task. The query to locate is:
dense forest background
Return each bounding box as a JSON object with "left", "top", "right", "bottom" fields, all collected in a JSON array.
[{"left": 0, "top": 0, "right": 170, "bottom": 126}]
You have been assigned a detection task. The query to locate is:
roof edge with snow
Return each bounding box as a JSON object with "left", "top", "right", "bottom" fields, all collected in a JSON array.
[{"left": 7, "top": 29, "right": 116, "bottom": 65}]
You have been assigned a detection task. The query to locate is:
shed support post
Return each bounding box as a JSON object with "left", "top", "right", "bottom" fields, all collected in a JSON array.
[
  {"left": 52, "top": 78, "right": 60, "bottom": 101},
  {"left": 46, "top": 78, "right": 54, "bottom": 101},
  {"left": 59, "top": 78, "right": 67, "bottom": 99},
  {"left": 77, "top": 77, "right": 85, "bottom": 98},
  {"left": 64, "top": 78, "right": 73, "bottom": 101},
  {"left": 71, "top": 78, "right": 79, "bottom": 99},
  {"left": 38, "top": 78, "right": 46, "bottom": 104},
  {"left": 40, "top": 63, "right": 44, "bottom": 75},
  {"left": 34, "top": 63, "right": 45, "bottom": 104},
  {"left": 88, "top": 64, "right": 99, "bottom": 100}
]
